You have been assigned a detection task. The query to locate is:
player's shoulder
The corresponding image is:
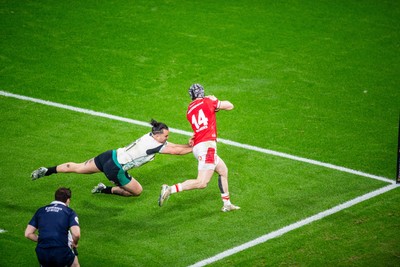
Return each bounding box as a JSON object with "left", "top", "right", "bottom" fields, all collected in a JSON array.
[
  {"left": 140, "top": 133, "right": 152, "bottom": 140},
  {"left": 188, "top": 98, "right": 203, "bottom": 106},
  {"left": 205, "top": 95, "right": 218, "bottom": 101},
  {"left": 35, "top": 205, "right": 47, "bottom": 214},
  {"left": 65, "top": 206, "right": 78, "bottom": 218},
  {"left": 58, "top": 204, "right": 74, "bottom": 214},
  {"left": 204, "top": 96, "right": 220, "bottom": 109},
  {"left": 146, "top": 133, "right": 165, "bottom": 147},
  {"left": 204, "top": 95, "right": 219, "bottom": 102},
  {"left": 136, "top": 133, "right": 151, "bottom": 143}
]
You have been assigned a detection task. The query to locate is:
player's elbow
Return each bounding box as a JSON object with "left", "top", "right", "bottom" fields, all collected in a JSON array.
[
  {"left": 25, "top": 233, "right": 37, "bottom": 242},
  {"left": 220, "top": 101, "right": 234, "bottom": 110},
  {"left": 24, "top": 232, "right": 30, "bottom": 239},
  {"left": 25, "top": 225, "right": 37, "bottom": 241},
  {"left": 74, "top": 232, "right": 81, "bottom": 240},
  {"left": 70, "top": 226, "right": 81, "bottom": 240}
]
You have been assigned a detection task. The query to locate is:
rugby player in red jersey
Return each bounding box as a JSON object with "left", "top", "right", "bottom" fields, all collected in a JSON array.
[{"left": 159, "top": 84, "right": 240, "bottom": 212}]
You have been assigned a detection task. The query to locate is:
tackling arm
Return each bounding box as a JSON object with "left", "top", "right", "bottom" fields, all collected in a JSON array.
[{"left": 161, "top": 142, "right": 193, "bottom": 155}]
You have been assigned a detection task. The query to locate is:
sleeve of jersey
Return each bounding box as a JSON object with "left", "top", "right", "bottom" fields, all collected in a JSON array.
[
  {"left": 146, "top": 142, "right": 167, "bottom": 155},
  {"left": 209, "top": 97, "right": 220, "bottom": 111},
  {"left": 69, "top": 210, "right": 80, "bottom": 227},
  {"left": 28, "top": 212, "right": 39, "bottom": 227},
  {"left": 158, "top": 141, "right": 167, "bottom": 153}
]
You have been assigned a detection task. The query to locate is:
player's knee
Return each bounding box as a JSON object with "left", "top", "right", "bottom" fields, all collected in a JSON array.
[
  {"left": 122, "top": 191, "right": 140, "bottom": 197},
  {"left": 129, "top": 184, "right": 143, "bottom": 196},
  {"left": 132, "top": 189, "right": 142, "bottom": 197},
  {"left": 219, "top": 167, "right": 228, "bottom": 178},
  {"left": 197, "top": 181, "right": 208, "bottom": 189},
  {"left": 123, "top": 179, "right": 143, "bottom": 196},
  {"left": 136, "top": 184, "right": 143, "bottom": 195}
]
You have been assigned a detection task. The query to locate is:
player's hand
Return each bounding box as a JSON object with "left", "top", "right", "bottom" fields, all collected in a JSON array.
[
  {"left": 72, "top": 242, "right": 79, "bottom": 249},
  {"left": 189, "top": 136, "right": 195, "bottom": 147}
]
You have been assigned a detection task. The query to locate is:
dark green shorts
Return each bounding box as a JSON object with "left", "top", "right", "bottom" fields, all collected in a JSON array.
[{"left": 94, "top": 150, "right": 132, "bottom": 186}]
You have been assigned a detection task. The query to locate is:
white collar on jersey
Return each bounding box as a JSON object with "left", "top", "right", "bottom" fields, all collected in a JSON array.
[{"left": 50, "top": 201, "right": 67, "bottom": 206}]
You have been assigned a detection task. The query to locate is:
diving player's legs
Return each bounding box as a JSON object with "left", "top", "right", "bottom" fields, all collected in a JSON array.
[
  {"left": 111, "top": 179, "right": 143, "bottom": 196},
  {"left": 56, "top": 158, "right": 100, "bottom": 174},
  {"left": 92, "top": 158, "right": 143, "bottom": 197},
  {"left": 92, "top": 178, "right": 143, "bottom": 197},
  {"left": 31, "top": 158, "right": 100, "bottom": 180}
]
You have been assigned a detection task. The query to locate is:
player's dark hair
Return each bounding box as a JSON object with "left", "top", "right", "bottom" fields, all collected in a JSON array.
[
  {"left": 55, "top": 187, "right": 72, "bottom": 203},
  {"left": 150, "top": 119, "right": 169, "bottom": 134}
]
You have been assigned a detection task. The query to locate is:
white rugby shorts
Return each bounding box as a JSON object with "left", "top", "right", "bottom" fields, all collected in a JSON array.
[{"left": 193, "top": 141, "right": 220, "bottom": 171}]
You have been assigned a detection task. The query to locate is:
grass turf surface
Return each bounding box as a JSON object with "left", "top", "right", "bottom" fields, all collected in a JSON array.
[{"left": 1, "top": 0, "right": 399, "bottom": 266}]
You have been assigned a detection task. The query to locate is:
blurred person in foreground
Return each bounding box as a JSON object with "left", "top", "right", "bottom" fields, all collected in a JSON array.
[{"left": 25, "top": 187, "right": 80, "bottom": 267}]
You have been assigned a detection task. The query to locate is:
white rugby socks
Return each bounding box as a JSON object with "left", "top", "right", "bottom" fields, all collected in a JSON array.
[{"left": 170, "top": 183, "right": 183, "bottom": 194}]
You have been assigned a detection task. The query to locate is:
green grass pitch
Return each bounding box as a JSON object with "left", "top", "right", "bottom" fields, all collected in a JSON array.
[{"left": 1, "top": 0, "right": 399, "bottom": 266}]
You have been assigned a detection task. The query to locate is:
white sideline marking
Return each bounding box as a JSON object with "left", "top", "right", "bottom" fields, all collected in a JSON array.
[
  {"left": 0, "top": 90, "right": 394, "bottom": 184},
  {"left": 219, "top": 139, "right": 394, "bottom": 184},
  {"left": 1, "top": 90, "right": 398, "bottom": 266},
  {"left": 189, "top": 183, "right": 399, "bottom": 267}
]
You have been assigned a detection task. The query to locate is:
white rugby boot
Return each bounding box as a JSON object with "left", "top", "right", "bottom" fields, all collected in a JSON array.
[
  {"left": 221, "top": 204, "right": 241, "bottom": 212},
  {"left": 31, "top": 167, "right": 48, "bottom": 180},
  {"left": 91, "top": 183, "right": 106, "bottom": 194},
  {"left": 158, "top": 184, "right": 171, "bottom": 207}
]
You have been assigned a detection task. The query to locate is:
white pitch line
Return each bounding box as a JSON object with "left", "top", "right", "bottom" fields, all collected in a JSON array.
[
  {"left": 0, "top": 90, "right": 394, "bottom": 185},
  {"left": 1, "top": 90, "right": 398, "bottom": 266},
  {"left": 189, "top": 183, "right": 400, "bottom": 267},
  {"left": 219, "top": 139, "right": 394, "bottom": 184}
]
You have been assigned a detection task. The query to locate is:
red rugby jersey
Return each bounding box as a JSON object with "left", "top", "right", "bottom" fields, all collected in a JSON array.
[{"left": 187, "top": 97, "right": 220, "bottom": 146}]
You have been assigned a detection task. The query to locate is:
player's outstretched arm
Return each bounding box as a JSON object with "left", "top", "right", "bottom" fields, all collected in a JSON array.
[
  {"left": 218, "top": 100, "right": 234, "bottom": 111},
  {"left": 161, "top": 142, "right": 193, "bottom": 155},
  {"left": 205, "top": 95, "right": 233, "bottom": 111}
]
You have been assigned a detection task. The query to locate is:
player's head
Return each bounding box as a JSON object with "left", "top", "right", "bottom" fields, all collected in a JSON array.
[
  {"left": 150, "top": 119, "right": 170, "bottom": 143},
  {"left": 150, "top": 119, "right": 169, "bottom": 134},
  {"left": 188, "top": 83, "right": 204, "bottom": 100},
  {"left": 55, "top": 187, "right": 72, "bottom": 203}
]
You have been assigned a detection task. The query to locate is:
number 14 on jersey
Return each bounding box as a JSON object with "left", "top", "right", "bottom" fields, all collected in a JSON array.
[{"left": 191, "top": 109, "right": 208, "bottom": 130}]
